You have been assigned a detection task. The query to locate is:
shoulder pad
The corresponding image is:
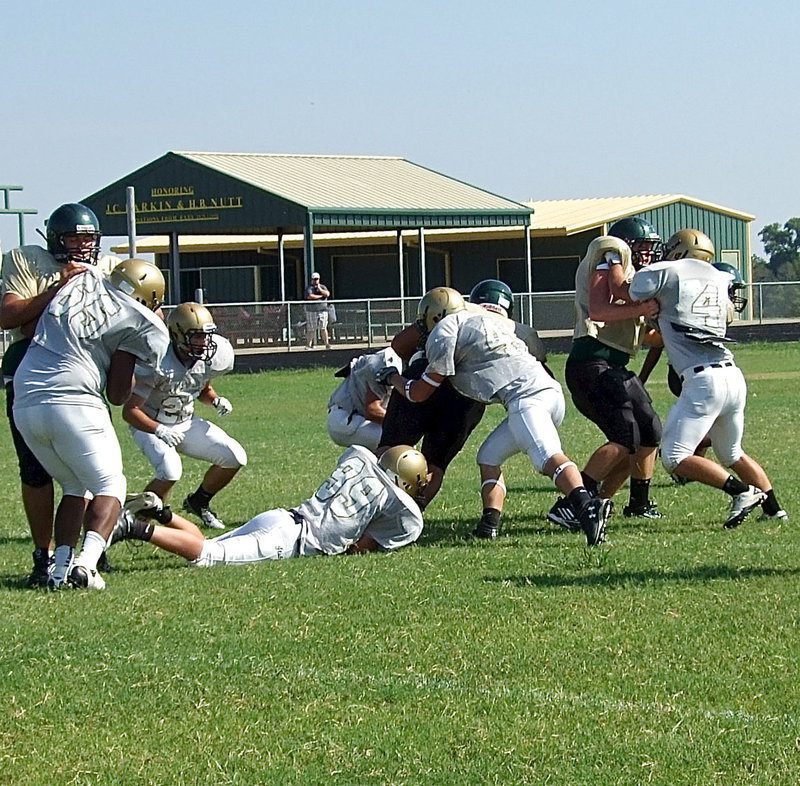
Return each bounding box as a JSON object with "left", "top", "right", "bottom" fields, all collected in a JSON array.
[
  {"left": 210, "top": 335, "right": 235, "bottom": 373},
  {"left": 585, "top": 235, "right": 631, "bottom": 267}
]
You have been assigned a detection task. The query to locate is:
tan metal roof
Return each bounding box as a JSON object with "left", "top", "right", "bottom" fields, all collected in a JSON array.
[
  {"left": 176, "top": 152, "right": 529, "bottom": 213},
  {"left": 115, "top": 193, "right": 754, "bottom": 254},
  {"left": 525, "top": 194, "right": 755, "bottom": 234}
]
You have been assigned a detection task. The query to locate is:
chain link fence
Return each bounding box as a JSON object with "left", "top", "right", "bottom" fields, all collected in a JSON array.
[{"left": 2, "top": 283, "right": 798, "bottom": 357}]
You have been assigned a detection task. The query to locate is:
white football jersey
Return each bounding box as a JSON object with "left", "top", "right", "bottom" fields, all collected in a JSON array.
[
  {"left": 630, "top": 258, "right": 734, "bottom": 376},
  {"left": 295, "top": 446, "right": 423, "bottom": 556},
  {"left": 327, "top": 347, "right": 400, "bottom": 417},
  {"left": 133, "top": 335, "right": 235, "bottom": 424},
  {"left": 14, "top": 267, "right": 169, "bottom": 409},
  {"left": 0, "top": 245, "right": 119, "bottom": 344},
  {"left": 424, "top": 310, "right": 558, "bottom": 406}
]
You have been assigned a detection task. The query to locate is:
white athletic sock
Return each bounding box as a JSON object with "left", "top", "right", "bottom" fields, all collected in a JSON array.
[
  {"left": 51, "top": 545, "right": 74, "bottom": 583},
  {"left": 77, "top": 530, "right": 107, "bottom": 570}
]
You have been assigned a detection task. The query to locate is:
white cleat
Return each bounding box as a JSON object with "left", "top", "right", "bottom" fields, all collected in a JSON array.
[
  {"left": 68, "top": 562, "right": 107, "bottom": 590},
  {"left": 124, "top": 491, "right": 163, "bottom": 517},
  {"left": 183, "top": 496, "right": 225, "bottom": 529},
  {"left": 724, "top": 486, "right": 767, "bottom": 529},
  {"left": 760, "top": 509, "right": 788, "bottom": 521}
]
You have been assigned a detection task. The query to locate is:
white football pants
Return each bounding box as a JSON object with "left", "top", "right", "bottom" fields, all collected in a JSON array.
[{"left": 192, "top": 509, "right": 301, "bottom": 566}]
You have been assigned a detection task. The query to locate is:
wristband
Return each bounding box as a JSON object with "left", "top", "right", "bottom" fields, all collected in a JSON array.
[{"left": 404, "top": 379, "right": 415, "bottom": 402}]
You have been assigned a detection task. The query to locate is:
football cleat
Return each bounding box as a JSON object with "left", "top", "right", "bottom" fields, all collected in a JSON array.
[
  {"left": 578, "top": 497, "right": 613, "bottom": 546},
  {"left": 622, "top": 500, "right": 664, "bottom": 519},
  {"left": 47, "top": 547, "right": 74, "bottom": 591},
  {"left": 760, "top": 509, "right": 788, "bottom": 521},
  {"left": 26, "top": 547, "right": 53, "bottom": 588},
  {"left": 471, "top": 515, "right": 500, "bottom": 539},
  {"left": 96, "top": 550, "right": 114, "bottom": 573},
  {"left": 124, "top": 491, "right": 163, "bottom": 518},
  {"left": 110, "top": 510, "right": 135, "bottom": 545},
  {"left": 723, "top": 486, "right": 767, "bottom": 529},
  {"left": 183, "top": 496, "right": 225, "bottom": 529},
  {"left": 68, "top": 562, "right": 107, "bottom": 590},
  {"left": 547, "top": 497, "right": 581, "bottom": 532}
]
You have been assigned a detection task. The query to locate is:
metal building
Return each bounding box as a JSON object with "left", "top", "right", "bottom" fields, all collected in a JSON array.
[{"left": 115, "top": 193, "right": 754, "bottom": 304}]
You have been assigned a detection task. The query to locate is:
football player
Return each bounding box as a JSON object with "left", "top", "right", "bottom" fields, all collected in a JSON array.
[
  {"left": 123, "top": 302, "right": 247, "bottom": 530},
  {"left": 629, "top": 229, "right": 786, "bottom": 527},
  {"left": 111, "top": 445, "right": 426, "bottom": 564},
  {"left": 378, "top": 282, "right": 550, "bottom": 513},
  {"left": 326, "top": 347, "right": 403, "bottom": 451},
  {"left": 378, "top": 287, "right": 611, "bottom": 546},
  {"left": 13, "top": 258, "right": 170, "bottom": 590},
  {"left": 0, "top": 203, "right": 120, "bottom": 586},
  {"left": 377, "top": 287, "right": 487, "bottom": 510},
  {"left": 547, "top": 217, "right": 664, "bottom": 533}
]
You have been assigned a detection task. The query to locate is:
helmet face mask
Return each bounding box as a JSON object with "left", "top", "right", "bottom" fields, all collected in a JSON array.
[
  {"left": 415, "top": 287, "right": 465, "bottom": 334},
  {"left": 608, "top": 216, "right": 662, "bottom": 269},
  {"left": 712, "top": 262, "right": 748, "bottom": 312},
  {"left": 46, "top": 203, "right": 102, "bottom": 265},
  {"left": 109, "top": 259, "right": 165, "bottom": 311},
  {"left": 378, "top": 446, "right": 428, "bottom": 499},
  {"left": 663, "top": 229, "right": 715, "bottom": 263},
  {"left": 168, "top": 302, "right": 218, "bottom": 362},
  {"left": 469, "top": 279, "right": 514, "bottom": 318}
]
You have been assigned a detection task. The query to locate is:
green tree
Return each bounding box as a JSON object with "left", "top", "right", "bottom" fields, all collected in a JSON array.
[
  {"left": 752, "top": 218, "right": 800, "bottom": 318},
  {"left": 758, "top": 218, "right": 800, "bottom": 278}
]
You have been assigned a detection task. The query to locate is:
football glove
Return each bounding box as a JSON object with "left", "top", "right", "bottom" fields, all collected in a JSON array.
[
  {"left": 375, "top": 366, "right": 400, "bottom": 386},
  {"left": 154, "top": 424, "right": 185, "bottom": 448},
  {"left": 213, "top": 396, "right": 233, "bottom": 417}
]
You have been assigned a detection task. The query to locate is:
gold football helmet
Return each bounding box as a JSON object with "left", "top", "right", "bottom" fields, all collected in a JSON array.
[
  {"left": 110, "top": 258, "right": 165, "bottom": 311},
  {"left": 663, "top": 229, "right": 715, "bottom": 263},
  {"left": 416, "top": 287, "right": 465, "bottom": 334},
  {"left": 378, "top": 445, "right": 428, "bottom": 499},
  {"left": 168, "top": 302, "right": 218, "bottom": 362}
]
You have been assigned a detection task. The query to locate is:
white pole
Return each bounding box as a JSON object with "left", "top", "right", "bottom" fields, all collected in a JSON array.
[
  {"left": 126, "top": 186, "right": 137, "bottom": 258},
  {"left": 418, "top": 227, "right": 427, "bottom": 294}
]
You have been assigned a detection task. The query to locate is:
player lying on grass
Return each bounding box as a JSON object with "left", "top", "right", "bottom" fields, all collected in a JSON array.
[{"left": 111, "top": 445, "right": 427, "bottom": 564}]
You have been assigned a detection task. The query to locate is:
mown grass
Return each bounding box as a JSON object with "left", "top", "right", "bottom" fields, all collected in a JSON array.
[{"left": 1, "top": 343, "right": 799, "bottom": 785}]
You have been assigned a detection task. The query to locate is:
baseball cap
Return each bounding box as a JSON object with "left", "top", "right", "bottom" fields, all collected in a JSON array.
[{"left": 311, "top": 272, "right": 320, "bottom": 279}]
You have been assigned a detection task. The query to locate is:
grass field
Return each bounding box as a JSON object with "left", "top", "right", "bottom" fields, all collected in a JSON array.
[{"left": 1, "top": 343, "right": 799, "bottom": 785}]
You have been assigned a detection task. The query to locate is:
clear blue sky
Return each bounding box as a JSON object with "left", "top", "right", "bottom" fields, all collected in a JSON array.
[{"left": 2, "top": 0, "right": 797, "bottom": 256}]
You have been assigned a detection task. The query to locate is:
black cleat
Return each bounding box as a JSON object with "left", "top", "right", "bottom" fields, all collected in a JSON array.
[
  {"left": 26, "top": 547, "right": 53, "bottom": 588},
  {"left": 96, "top": 550, "right": 114, "bottom": 573},
  {"left": 578, "top": 497, "right": 613, "bottom": 546},
  {"left": 547, "top": 496, "right": 581, "bottom": 532},
  {"left": 622, "top": 501, "right": 664, "bottom": 519},
  {"left": 472, "top": 514, "right": 500, "bottom": 539}
]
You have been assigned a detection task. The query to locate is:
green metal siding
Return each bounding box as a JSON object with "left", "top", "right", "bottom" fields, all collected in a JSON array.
[{"left": 638, "top": 205, "right": 749, "bottom": 275}]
